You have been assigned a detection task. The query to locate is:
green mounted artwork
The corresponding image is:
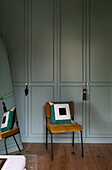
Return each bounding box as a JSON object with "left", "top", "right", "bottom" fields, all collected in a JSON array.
[
  {"left": 50, "top": 102, "right": 73, "bottom": 125},
  {"left": 0, "top": 36, "right": 23, "bottom": 154}
]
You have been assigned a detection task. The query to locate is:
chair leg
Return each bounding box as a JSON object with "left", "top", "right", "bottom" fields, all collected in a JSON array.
[
  {"left": 46, "top": 127, "right": 48, "bottom": 150},
  {"left": 72, "top": 131, "right": 74, "bottom": 146},
  {"left": 80, "top": 131, "right": 84, "bottom": 157},
  {"left": 4, "top": 138, "right": 8, "bottom": 155},
  {"left": 13, "top": 135, "right": 21, "bottom": 152},
  {"left": 51, "top": 133, "right": 53, "bottom": 161}
]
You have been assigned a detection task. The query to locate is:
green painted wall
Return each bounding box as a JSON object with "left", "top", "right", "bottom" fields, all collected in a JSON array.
[
  {"left": 0, "top": 0, "right": 2, "bottom": 34},
  {"left": 1, "top": 0, "right": 112, "bottom": 143},
  {"left": 0, "top": 0, "right": 23, "bottom": 154},
  {"left": 0, "top": 36, "right": 23, "bottom": 154}
]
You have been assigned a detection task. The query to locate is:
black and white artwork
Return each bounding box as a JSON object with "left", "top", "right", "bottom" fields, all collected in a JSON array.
[{"left": 54, "top": 104, "right": 71, "bottom": 120}]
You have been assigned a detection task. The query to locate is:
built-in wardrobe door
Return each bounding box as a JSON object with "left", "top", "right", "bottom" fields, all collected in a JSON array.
[
  {"left": 87, "top": 0, "right": 112, "bottom": 141},
  {"left": 59, "top": 0, "right": 84, "bottom": 140},
  {"left": 29, "top": 0, "right": 54, "bottom": 141},
  {"left": 2, "top": 0, "right": 27, "bottom": 141}
]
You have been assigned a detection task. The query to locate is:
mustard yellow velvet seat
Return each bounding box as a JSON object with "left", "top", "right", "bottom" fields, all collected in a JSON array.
[
  {"left": 46, "top": 101, "right": 84, "bottom": 160},
  {"left": 0, "top": 108, "right": 21, "bottom": 154}
]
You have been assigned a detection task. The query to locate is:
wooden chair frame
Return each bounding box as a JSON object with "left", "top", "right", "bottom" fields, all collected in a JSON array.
[
  {"left": 46, "top": 101, "right": 84, "bottom": 160},
  {"left": 0, "top": 108, "right": 21, "bottom": 154}
]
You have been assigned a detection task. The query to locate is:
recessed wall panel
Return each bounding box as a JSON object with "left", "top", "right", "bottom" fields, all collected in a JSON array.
[
  {"left": 90, "top": 0, "right": 112, "bottom": 82},
  {"left": 31, "top": 86, "right": 53, "bottom": 135},
  {"left": 89, "top": 87, "right": 112, "bottom": 135},
  {"left": 61, "top": 0, "right": 83, "bottom": 82},
  {"left": 3, "top": 0, "right": 25, "bottom": 82},
  {"left": 61, "top": 86, "right": 83, "bottom": 123},
  {"left": 14, "top": 87, "right": 26, "bottom": 136},
  {"left": 31, "top": 0, "right": 54, "bottom": 82}
]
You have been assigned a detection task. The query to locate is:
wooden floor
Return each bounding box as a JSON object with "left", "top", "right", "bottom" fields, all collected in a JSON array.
[{"left": 13, "top": 143, "right": 112, "bottom": 170}]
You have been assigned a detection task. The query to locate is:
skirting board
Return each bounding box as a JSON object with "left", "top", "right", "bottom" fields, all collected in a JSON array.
[{"left": 22, "top": 136, "right": 112, "bottom": 143}]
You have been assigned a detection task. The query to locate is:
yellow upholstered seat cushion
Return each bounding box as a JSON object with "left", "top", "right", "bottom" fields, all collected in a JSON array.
[
  {"left": 0, "top": 127, "right": 20, "bottom": 139},
  {"left": 47, "top": 122, "right": 82, "bottom": 133}
]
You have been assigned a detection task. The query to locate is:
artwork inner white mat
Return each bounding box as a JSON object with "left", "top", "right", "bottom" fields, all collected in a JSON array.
[{"left": 54, "top": 104, "right": 71, "bottom": 120}]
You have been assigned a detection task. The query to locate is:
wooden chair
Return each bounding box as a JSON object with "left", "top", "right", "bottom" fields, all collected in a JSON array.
[
  {"left": 46, "top": 101, "right": 84, "bottom": 160},
  {"left": 0, "top": 107, "right": 21, "bottom": 154}
]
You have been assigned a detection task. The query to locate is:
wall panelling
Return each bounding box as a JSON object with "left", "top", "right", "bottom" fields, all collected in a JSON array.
[
  {"left": 2, "top": 0, "right": 26, "bottom": 82},
  {"left": 90, "top": 0, "right": 112, "bottom": 82},
  {"left": 31, "top": 0, "right": 54, "bottom": 82},
  {"left": 30, "top": 86, "right": 54, "bottom": 137},
  {"left": 60, "top": 0, "right": 83, "bottom": 82},
  {"left": 0, "top": 0, "right": 2, "bottom": 34},
  {"left": 89, "top": 86, "right": 112, "bottom": 136},
  {"left": 1, "top": 0, "right": 112, "bottom": 143}
]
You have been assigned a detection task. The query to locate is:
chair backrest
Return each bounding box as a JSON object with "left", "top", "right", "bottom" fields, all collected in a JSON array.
[
  {"left": 10, "top": 107, "right": 19, "bottom": 126},
  {"left": 1, "top": 101, "right": 19, "bottom": 125},
  {"left": 46, "top": 101, "right": 75, "bottom": 118}
]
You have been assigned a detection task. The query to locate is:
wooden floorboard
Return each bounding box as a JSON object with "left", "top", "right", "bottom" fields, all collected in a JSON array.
[{"left": 12, "top": 143, "right": 112, "bottom": 170}]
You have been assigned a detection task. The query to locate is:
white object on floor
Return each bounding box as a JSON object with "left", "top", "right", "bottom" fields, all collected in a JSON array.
[{"left": 0, "top": 155, "right": 26, "bottom": 170}]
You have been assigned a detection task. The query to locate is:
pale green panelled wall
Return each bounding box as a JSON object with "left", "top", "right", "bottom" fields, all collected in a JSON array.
[
  {"left": 87, "top": 0, "right": 112, "bottom": 140},
  {"left": 0, "top": 0, "right": 2, "bottom": 34},
  {"left": 0, "top": 36, "right": 23, "bottom": 154},
  {"left": 1, "top": 0, "right": 112, "bottom": 143},
  {"left": 61, "top": 0, "right": 83, "bottom": 82},
  {"left": 0, "top": 0, "right": 3, "bottom": 149},
  {"left": 0, "top": 0, "right": 23, "bottom": 154},
  {"left": 90, "top": 0, "right": 112, "bottom": 82}
]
